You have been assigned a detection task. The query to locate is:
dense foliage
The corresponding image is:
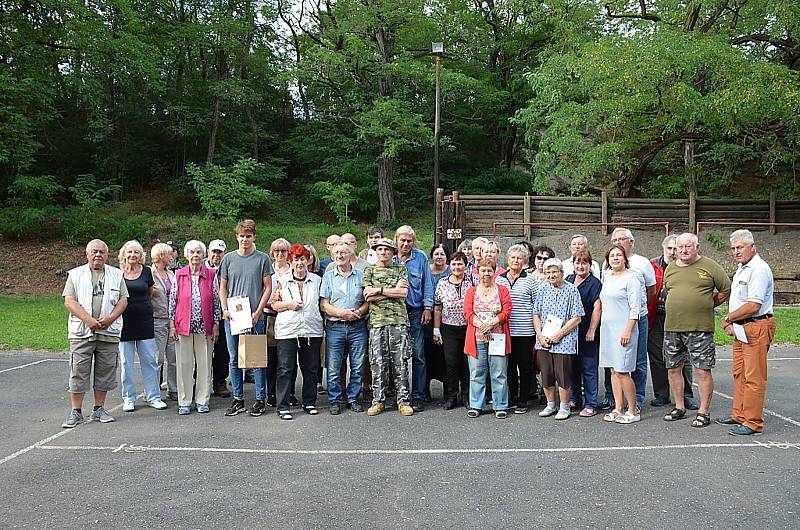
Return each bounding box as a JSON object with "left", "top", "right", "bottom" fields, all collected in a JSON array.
[{"left": 1, "top": 0, "right": 799, "bottom": 236}]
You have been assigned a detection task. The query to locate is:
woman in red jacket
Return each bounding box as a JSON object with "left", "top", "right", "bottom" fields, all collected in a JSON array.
[{"left": 464, "top": 262, "right": 512, "bottom": 419}]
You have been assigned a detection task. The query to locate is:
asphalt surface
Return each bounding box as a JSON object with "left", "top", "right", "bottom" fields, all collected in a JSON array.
[{"left": 1, "top": 346, "right": 799, "bottom": 529}]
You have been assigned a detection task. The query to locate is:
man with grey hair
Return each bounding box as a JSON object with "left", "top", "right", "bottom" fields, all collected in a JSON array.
[
  {"left": 647, "top": 234, "right": 697, "bottom": 409},
  {"left": 325, "top": 232, "right": 369, "bottom": 272},
  {"left": 394, "top": 225, "right": 434, "bottom": 412},
  {"left": 662, "top": 233, "right": 730, "bottom": 428},
  {"left": 562, "top": 234, "right": 600, "bottom": 278},
  {"left": 61, "top": 239, "right": 129, "bottom": 428},
  {"left": 717, "top": 229, "right": 775, "bottom": 435},
  {"left": 601, "top": 227, "right": 656, "bottom": 410}
]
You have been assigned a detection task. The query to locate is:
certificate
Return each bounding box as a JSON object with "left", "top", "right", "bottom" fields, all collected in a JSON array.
[
  {"left": 541, "top": 314, "right": 564, "bottom": 338},
  {"left": 732, "top": 323, "right": 748, "bottom": 344},
  {"left": 488, "top": 333, "right": 506, "bottom": 356},
  {"left": 228, "top": 296, "right": 252, "bottom": 335}
]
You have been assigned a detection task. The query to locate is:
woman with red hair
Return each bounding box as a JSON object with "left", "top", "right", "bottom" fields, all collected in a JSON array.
[{"left": 272, "top": 244, "right": 324, "bottom": 420}]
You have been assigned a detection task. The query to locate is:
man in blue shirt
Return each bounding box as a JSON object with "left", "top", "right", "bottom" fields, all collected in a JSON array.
[
  {"left": 320, "top": 242, "right": 370, "bottom": 415},
  {"left": 393, "top": 225, "right": 434, "bottom": 412}
]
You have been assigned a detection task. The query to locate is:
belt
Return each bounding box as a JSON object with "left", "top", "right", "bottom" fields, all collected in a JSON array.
[
  {"left": 327, "top": 319, "right": 364, "bottom": 326},
  {"left": 733, "top": 314, "right": 773, "bottom": 325}
]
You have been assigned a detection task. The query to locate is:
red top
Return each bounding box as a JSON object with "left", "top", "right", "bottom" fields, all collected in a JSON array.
[{"left": 463, "top": 284, "right": 512, "bottom": 357}]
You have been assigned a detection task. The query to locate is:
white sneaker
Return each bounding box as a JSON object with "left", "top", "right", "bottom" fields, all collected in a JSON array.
[
  {"left": 148, "top": 399, "right": 168, "bottom": 410},
  {"left": 538, "top": 404, "right": 558, "bottom": 417},
  {"left": 554, "top": 408, "right": 571, "bottom": 420},
  {"left": 122, "top": 400, "right": 135, "bottom": 412}
]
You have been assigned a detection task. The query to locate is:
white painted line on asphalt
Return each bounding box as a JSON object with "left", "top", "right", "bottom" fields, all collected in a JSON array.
[
  {"left": 0, "top": 394, "right": 142, "bottom": 467},
  {"left": 36, "top": 441, "right": 800, "bottom": 456},
  {"left": 0, "top": 359, "right": 49, "bottom": 373}
]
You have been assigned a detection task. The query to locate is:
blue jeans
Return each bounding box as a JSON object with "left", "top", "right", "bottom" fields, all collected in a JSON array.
[
  {"left": 570, "top": 354, "right": 599, "bottom": 409},
  {"left": 326, "top": 320, "right": 368, "bottom": 403},
  {"left": 632, "top": 317, "right": 648, "bottom": 408},
  {"left": 120, "top": 338, "right": 160, "bottom": 403},
  {"left": 224, "top": 318, "right": 267, "bottom": 400},
  {"left": 467, "top": 342, "right": 509, "bottom": 410},
  {"left": 407, "top": 306, "right": 427, "bottom": 401}
]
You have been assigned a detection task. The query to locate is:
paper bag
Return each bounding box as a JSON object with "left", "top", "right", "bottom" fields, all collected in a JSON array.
[{"left": 238, "top": 334, "right": 268, "bottom": 368}]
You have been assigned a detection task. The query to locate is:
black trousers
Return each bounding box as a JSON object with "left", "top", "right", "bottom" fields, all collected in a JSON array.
[
  {"left": 648, "top": 313, "right": 694, "bottom": 401},
  {"left": 440, "top": 323, "right": 468, "bottom": 402},
  {"left": 276, "top": 337, "right": 321, "bottom": 410},
  {"left": 507, "top": 335, "right": 535, "bottom": 407},
  {"left": 212, "top": 319, "right": 229, "bottom": 386}
]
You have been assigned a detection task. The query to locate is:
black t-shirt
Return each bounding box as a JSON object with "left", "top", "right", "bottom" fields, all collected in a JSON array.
[{"left": 121, "top": 266, "right": 155, "bottom": 341}]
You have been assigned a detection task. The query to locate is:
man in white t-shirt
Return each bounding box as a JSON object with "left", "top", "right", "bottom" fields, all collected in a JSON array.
[
  {"left": 561, "top": 234, "right": 601, "bottom": 278},
  {"left": 602, "top": 227, "right": 656, "bottom": 410}
]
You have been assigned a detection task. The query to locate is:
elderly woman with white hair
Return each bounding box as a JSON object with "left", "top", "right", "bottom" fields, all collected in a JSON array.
[
  {"left": 168, "top": 240, "right": 222, "bottom": 414},
  {"left": 118, "top": 240, "right": 167, "bottom": 411},
  {"left": 150, "top": 242, "right": 178, "bottom": 401},
  {"left": 532, "top": 258, "right": 584, "bottom": 420}
]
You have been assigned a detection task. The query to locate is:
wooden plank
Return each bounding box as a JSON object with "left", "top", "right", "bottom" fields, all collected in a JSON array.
[{"left": 523, "top": 193, "right": 531, "bottom": 240}]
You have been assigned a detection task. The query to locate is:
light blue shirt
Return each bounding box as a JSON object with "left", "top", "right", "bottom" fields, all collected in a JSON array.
[
  {"left": 320, "top": 266, "right": 365, "bottom": 321},
  {"left": 394, "top": 248, "right": 434, "bottom": 309}
]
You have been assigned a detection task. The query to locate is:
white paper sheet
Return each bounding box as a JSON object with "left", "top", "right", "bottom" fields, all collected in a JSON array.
[
  {"left": 541, "top": 314, "right": 564, "bottom": 338},
  {"left": 733, "top": 323, "right": 748, "bottom": 344},
  {"left": 228, "top": 296, "right": 252, "bottom": 335},
  {"left": 488, "top": 333, "right": 506, "bottom": 356}
]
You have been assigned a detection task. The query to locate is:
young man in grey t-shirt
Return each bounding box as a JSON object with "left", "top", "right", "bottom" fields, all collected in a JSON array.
[{"left": 219, "top": 219, "right": 274, "bottom": 417}]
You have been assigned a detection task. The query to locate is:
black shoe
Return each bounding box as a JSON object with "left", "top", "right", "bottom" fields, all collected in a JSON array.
[
  {"left": 729, "top": 424, "right": 761, "bottom": 436},
  {"left": 650, "top": 397, "right": 671, "bottom": 407},
  {"left": 684, "top": 398, "right": 700, "bottom": 410},
  {"left": 266, "top": 395, "right": 276, "bottom": 407},
  {"left": 317, "top": 384, "right": 326, "bottom": 395},
  {"left": 715, "top": 416, "right": 740, "bottom": 426},
  {"left": 244, "top": 373, "right": 255, "bottom": 384},
  {"left": 329, "top": 403, "right": 341, "bottom": 415},
  {"left": 224, "top": 399, "right": 246, "bottom": 417},
  {"left": 597, "top": 399, "right": 614, "bottom": 411},
  {"left": 167, "top": 391, "right": 178, "bottom": 401},
  {"left": 289, "top": 395, "right": 300, "bottom": 406},
  {"left": 411, "top": 400, "right": 425, "bottom": 413},
  {"left": 348, "top": 401, "right": 364, "bottom": 413},
  {"left": 249, "top": 399, "right": 266, "bottom": 417},
  {"left": 443, "top": 399, "right": 457, "bottom": 410}
]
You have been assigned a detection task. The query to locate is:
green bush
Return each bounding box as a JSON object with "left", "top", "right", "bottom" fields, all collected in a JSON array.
[
  {"left": 0, "top": 175, "right": 65, "bottom": 240},
  {"left": 186, "top": 158, "right": 279, "bottom": 220}
]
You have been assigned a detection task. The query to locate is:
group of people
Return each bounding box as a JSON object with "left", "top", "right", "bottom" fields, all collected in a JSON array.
[{"left": 61, "top": 221, "right": 776, "bottom": 437}]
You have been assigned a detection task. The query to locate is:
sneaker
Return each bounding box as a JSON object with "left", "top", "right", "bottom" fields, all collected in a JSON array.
[
  {"left": 348, "top": 401, "right": 364, "bottom": 413},
  {"left": 539, "top": 404, "right": 558, "bottom": 417},
  {"left": 148, "top": 399, "right": 168, "bottom": 410},
  {"left": 196, "top": 403, "right": 210, "bottom": 413},
  {"left": 213, "top": 384, "right": 231, "bottom": 398},
  {"left": 597, "top": 399, "right": 614, "bottom": 411},
  {"left": 495, "top": 410, "right": 508, "bottom": 419},
  {"left": 398, "top": 404, "right": 414, "bottom": 416},
  {"left": 266, "top": 395, "right": 277, "bottom": 407},
  {"left": 467, "top": 409, "right": 480, "bottom": 418},
  {"left": 410, "top": 400, "right": 425, "bottom": 413},
  {"left": 514, "top": 406, "right": 529, "bottom": 415},
  {"left": 224, "top": 399, "right": 246, "bottom": 417},
  {"left": 122, "top": 400, "right": 135, "bottom": 412},
  {"left": 554, "top": 408, "right": 571, "bottom": 420},
  {"left": 317, "top": 384, "right": 326, "bottom": 395},
  {"left": 279, "top": 410, "right": 293, "bottom": 420},
  {"left": 367, "top": 403, "right": 385, "bottom": 416},
  {"left": 289, "top": 395, "right": 300, "bottom": 406},
  {"left": 62, "top": 410, "right": 84, "bottom": 429},
  {"left": 729, "top": 424, "right": 762, "bottom": 436},
  {"left": 303, "top": 405, "right": 319, "bottom": 415},
  {"left": 90, "top": 407, "right": 115, "bottom": 423},
  {"left": 329, "top": 403, "right": 342, "bottom": 415},
  {"left": 178, "top": 406, "right": 191, "bottom": 415},
  {"left": 249, "top": 399, "right": 266, "bottom": 417}
]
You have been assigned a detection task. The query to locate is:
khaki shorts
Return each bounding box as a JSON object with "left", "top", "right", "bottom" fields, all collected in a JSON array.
[
  {"left": 68, "top": 339, "right": 119, "bottom": 393},
  {"left": 663, "top": 331, "right": 716, "bottom": 370}
]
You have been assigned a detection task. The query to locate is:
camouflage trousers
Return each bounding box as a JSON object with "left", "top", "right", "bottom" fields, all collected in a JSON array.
[{"left": 368, "top": 325, "right": 411, "bottom": 406}]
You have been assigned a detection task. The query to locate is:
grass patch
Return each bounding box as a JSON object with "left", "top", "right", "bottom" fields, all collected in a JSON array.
[
  {"left": 714, "top": 307, "right": 800, "bottom": 345},
  {"left": 0, "top": 295, "right": 69, "bottom": 352}
]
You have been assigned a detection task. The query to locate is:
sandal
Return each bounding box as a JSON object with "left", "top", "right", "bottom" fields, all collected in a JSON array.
[
  {"left": 467, "top": 409, "right": 480, "bottom": 418},
  {"left": 663, "top": 408, "right": 687, "bottom": 421},
  {"left": 691, "top": 412, "right": 711, "bottom": 428},
  {"left": 579, "top": 407, "right": 597, "bottom": 417},
  {"left": 603, "top": 410, "right": 622, "bottom": 422}
]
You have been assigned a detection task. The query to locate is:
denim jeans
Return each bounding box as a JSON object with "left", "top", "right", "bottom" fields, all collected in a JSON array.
[
  {"left": 120, "top": 338, "right": 160, "bottom": 403},
  {"left": 407, "top": 306, "right": 427, "bottom": 401},
  {"left": 570, "top": 353, "right": 599, "bottom": 409},
  {"left": 632, "top": 316, "right": 649, "bottom": 408},
  {"left": 467, "top": 342, "right": 509, "bottom": 410},
  {"left": 224, "top": 318, "right": 266, "bottom": 400},
  {"left": 326, "top": 320, "right": 367, "bottom": 404}
]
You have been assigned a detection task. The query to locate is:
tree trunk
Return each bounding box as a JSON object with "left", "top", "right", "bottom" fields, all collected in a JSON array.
[
  {"left": 206, "top": 96, "right": 220, "bottom": 166},
  {"left": 685, "top": 140, "right": 697, "bottom": 194},
  {"left": 377, "top": 155, "right": 396, "bottom": 223}
]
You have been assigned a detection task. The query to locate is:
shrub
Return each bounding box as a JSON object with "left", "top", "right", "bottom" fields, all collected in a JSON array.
[
  {"left": 0, "top": 175, "right": 64, "bottom": 240},
  {"left": 186, "top": 158, "right": 278, "bottom": 220}
]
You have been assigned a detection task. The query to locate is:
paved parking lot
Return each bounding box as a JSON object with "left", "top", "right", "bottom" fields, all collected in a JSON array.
[{"left": 2, "top": 346, "right": 799, "bottom": 529}]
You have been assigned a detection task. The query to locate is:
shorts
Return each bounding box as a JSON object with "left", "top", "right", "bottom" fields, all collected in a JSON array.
[
  {"left": 663, "top": 331, "right": 715, "bottom": 370},
  {"left": 536, "top": 350, "right": 574, "bottom": 389},
  {"left": 68, "top": 339, "right": 119, "bottom": 393}
]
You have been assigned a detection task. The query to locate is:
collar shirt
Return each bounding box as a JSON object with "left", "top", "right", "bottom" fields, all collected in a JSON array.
[
  {"left": 320, "top": 267, "right": 365, "bottom": 321},
  {"left": 562, "top": 256, "right": 601, "bottom": 278},
  {"left": 393, "top": 248, "right": 434, "bottom": 309},
  {"left": 730, "top": 253, "right": 774, "bottom": 316}
]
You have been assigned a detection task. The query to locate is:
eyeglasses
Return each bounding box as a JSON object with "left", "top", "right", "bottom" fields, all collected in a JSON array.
[
  {"left": 535, "top": 255, "right": 549, "bottom": 260},
  {"left": 611, "top": 237, "right": 630, "bottom": 243}
]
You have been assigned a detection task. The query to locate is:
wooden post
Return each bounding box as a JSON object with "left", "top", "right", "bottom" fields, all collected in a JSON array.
[
  {"left": 770, "top": 191, "right": 777, "bottom": 234},
  {"left": 689, "top": 190, "right": 697, "bottom": 233},
  {"left": 523, "top": 192, "right": 531, "bottom": 240},
  {"left": 601, "top": 191, "right": 609, "bottom": 235},
  {"left": 434, "top": 188, "right": 444, "bottom": 245}
]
